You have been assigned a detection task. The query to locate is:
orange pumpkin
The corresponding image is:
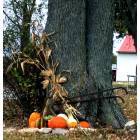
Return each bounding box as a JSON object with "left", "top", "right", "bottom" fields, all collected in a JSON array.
[
  {"left": 79, "top": 121, "right": 90, "bottom": 128},
  {"left": 29, "top": 121, "right": 36, "bottom": 128},
  {"left": 28, "top": 112, "right": 41, "bottom": 128},
  {"left": 48, "top": 116, "right": 67, "bottom": 128}
]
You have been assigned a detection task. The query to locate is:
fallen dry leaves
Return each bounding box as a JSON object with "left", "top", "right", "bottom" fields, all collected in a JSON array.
[
  {"left": 116, "top": 89, "right": 137, "bottom": 121},
  {"left": 4, "top": 90, "right": 137, "bottom": 140}
]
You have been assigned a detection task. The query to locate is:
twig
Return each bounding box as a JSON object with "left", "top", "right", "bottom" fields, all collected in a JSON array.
[{"left": 3, "top": 10, "right": 21, "bottom": 30}]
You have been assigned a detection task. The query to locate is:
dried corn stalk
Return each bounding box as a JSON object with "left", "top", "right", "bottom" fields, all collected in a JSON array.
[{"left": 7, "top": 21, "right": 81, "bottom": 121}]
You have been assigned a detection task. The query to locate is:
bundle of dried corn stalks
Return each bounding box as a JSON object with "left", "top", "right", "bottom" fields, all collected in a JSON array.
[{"left": 7, "top": 22, "right": 81, "bottom": 121}]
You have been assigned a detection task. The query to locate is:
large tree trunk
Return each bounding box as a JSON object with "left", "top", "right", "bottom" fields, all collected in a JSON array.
[
  {"left": 45, "top": 0, "right": 128, "bottom": 128},
  {"left": 86, "top": 0, "right": 127, "bottom": 128},
  {"left": 45, "top": 0, "right": 87, "bottom": 95}
]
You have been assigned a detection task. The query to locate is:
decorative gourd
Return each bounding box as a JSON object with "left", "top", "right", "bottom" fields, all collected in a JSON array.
[
  {"left": 35, "top": 118, "right": 41, "bottom": 128},
  {"left": 79, "top": 121, "right": 90, "bottom": 128},
  {"left": 28, "top": 112, "right": 41, "bottom": 128},
  {"left": 35, "top": 118, "right": 47, "bottom": 128},
  {"left": 67, "top": 114, "right": 78, "bottom": 128},
  {"left": 29, "top": 121, "right": 36, "bottom": 128},
  {"left": 48, "top": 116, "right": 67, "bottom": 128},
  {"left": 43, "top": 114, "right": 53, "bottom": 121},
  {"left": 57, "top": 114, "right": 68, "bottom": 121}
]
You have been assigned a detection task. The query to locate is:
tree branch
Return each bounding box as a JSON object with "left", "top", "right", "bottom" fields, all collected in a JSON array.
[
  {"left": 11, "top": 0, "right": 22, "bottom": 21},
  {"left": 3, "top": 10, "right": 21, "bottom": 30},
  {"left": 29, "top": 0, "right": 36, "bottom": 17}
]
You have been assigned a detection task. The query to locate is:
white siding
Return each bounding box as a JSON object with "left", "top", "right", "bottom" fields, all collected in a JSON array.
[{"left": 116, "top": 53, "right": 137, "bottom": 81}]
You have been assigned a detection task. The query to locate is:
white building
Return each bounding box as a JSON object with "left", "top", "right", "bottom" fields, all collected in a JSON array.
[
  {"left": 115, "top": 35, "right": 137, "bottom": 82},
  {"left": 113, "top": 32, "right": 124, "bottom": 55}
]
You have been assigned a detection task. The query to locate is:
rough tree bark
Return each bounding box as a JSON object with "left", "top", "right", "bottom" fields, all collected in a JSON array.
[
  {"left": 45, "top": 0, "right": 87, "bottom": 94},
  {"left": 45, "top": 0, "right": 128, "bottom": 128},
  {"left": 86, "top": 0, "right": 128, "bottom": 128}
]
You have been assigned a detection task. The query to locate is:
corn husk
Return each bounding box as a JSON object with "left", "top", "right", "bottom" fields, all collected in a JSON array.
[
  {"left": 58, "top": 76, "right": 67, "bottom": 84},
  {"left": 41, "top": 79, "right": 49, "bottom": 89},
  {"left": 41, "top": 69, "right": 53, "bottom": 77},
  {"left": 45, "top": 48, "right": 52, "bottom": 62}
]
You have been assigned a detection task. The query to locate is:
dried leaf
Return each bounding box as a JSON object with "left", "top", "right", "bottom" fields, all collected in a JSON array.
[
  {"left": 58, "top": 76, "right": 67, "bottom": 84},
  {"left": 52, "top": 93, "right": 59, "bottom": 101},
  {"left": 52, "top": 84, "right": 68, "bottom": 98},
  {"left": 41, "top": 79, "right": 49, "bottom": 89},
  {"left": 53, "top": 62, "right": 59, "bottom": 72},
  {"left": 40, "top": 69, "right": 53, "bottom": 77},
  {"left": 21, "top": 60, "right": 35, "bottom": 74},
  {"left": 55, "top": 74, "right": 61, "bottom": 83},
  {"left": 31, "top": 33, "right": 35, "bottom": 43},
  {"left": 51, "top": 84, "right": 60, "bottom": 93},
  {"left": 6, "top": 62, "right": 15, "bottom": 73},
  {"left": 45, "top": 47, "right": 52, "bottom": 62},
  {"left": 41, "top": 32, "right": 47, "bottom": 43},
  {"left": 61, "top": 87, "right": 68, "bottom": 97}
]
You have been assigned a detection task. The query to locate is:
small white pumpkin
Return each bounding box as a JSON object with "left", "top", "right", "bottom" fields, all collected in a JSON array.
[
  {"left": 67, "top": 114, "right": 78, "bottom": 128},
  {"left": 57, "top": 114, "right": 68, "bottom": 121}
]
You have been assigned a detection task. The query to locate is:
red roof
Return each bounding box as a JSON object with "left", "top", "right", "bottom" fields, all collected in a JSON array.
[{"left": 117, "top": 35, "right": 136, "bottom": 53}]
